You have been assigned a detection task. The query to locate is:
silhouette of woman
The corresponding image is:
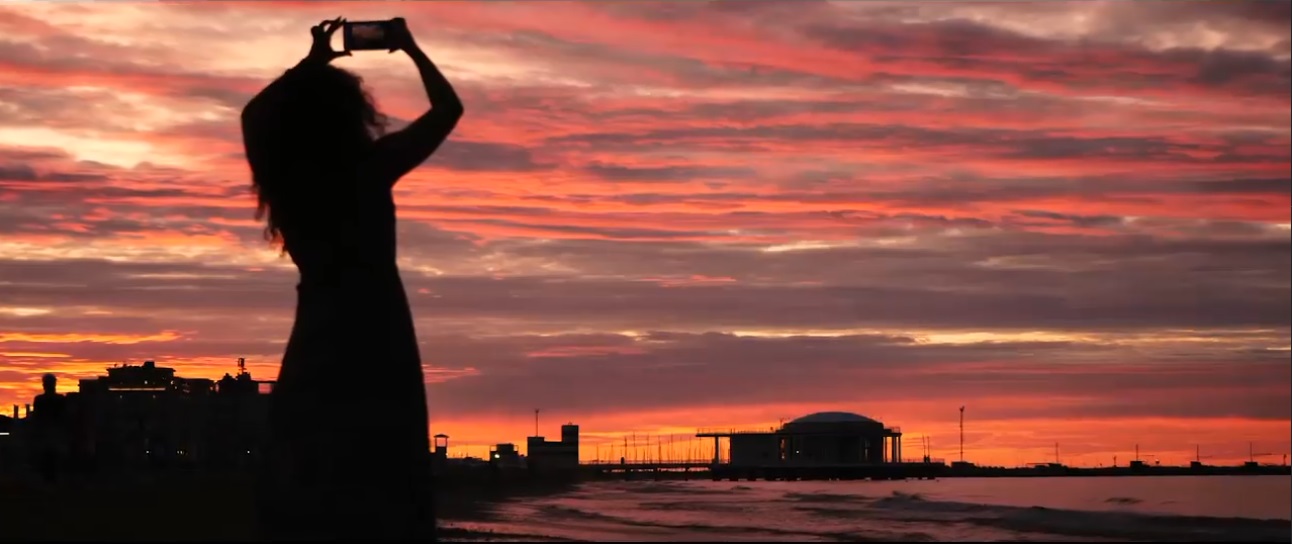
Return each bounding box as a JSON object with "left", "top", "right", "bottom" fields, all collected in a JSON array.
[{"left": 239, "top": 17, "right": 462, "bottom": 540}]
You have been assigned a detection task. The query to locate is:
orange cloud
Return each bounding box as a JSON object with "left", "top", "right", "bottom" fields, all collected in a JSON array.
[
  {"left": 0, "top": 1, "right": 1286, "bottom": 467},
  {"left": 0, "top": 331, "right": 182, "bottom": 344}
]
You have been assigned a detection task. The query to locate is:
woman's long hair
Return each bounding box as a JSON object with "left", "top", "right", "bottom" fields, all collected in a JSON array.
[{"left": 243, "top": 64, "right": 387, "bottom": 249}]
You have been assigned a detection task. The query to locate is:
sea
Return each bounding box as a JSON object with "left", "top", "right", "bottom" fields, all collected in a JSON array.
[{"left": 444, "top": 475, "right": 1292, "bottom": 542}]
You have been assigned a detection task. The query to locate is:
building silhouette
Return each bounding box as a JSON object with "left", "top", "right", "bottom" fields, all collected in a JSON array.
[
  {"left": 699, "top": 411, "right": 905, "bottom": 467},
  {"left": 0, "top": 412, "right": 17, "bottom": 474},
  {"left": 527, "top": 423, "right": 580, "bottom": 474},
  {"left": 430, "top": 433, "right": 454, "bottom": 476},
  {"left": 2, "top": 358, "right": 273, "bottom": 474},
  {"left": 489, "top": 443, "right": 524, "bottom": 470}
]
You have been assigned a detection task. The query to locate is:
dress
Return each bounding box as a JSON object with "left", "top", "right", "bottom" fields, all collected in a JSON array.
[{"left": 255, "top": 174, "right": 434, "bottom": 541}]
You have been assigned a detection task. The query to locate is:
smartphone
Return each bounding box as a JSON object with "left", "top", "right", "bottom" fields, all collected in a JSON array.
[{"left": 343, "top": 20, "right": 395, "bottom": 52}]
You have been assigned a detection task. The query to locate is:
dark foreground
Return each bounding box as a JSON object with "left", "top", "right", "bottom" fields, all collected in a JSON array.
[{"left": 0, "top": 471, "right": 571, "bottom": 541}]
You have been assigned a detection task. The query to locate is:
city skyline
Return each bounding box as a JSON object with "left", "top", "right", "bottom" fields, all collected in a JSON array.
[
  {"left": 0, "top": 1, "right": 1288, "bottom": 468},
  {"left": 7, "top": 362, "right": 1283, "bottom": 470}
]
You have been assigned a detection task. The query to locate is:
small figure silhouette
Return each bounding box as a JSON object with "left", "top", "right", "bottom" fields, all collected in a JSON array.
[
  {"left": 31, "top": 373, "right": 68, "bottom": 484},
  {"left": 240, "top": 17, "right": 462, "bottom": 541}
]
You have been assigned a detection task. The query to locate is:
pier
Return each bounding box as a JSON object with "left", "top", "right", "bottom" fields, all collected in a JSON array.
[
  {"left": 573, "top": 459, "right": 1289, "bottom": 481},
  {"left": 582, "top": 460, "right": 711, "bottom": 476},
  {"left": 578, "top": 460, "right": 947, "bottom": 480},
  {"left": 572, "top": 459, "right": 1292, "bottom": 480}
]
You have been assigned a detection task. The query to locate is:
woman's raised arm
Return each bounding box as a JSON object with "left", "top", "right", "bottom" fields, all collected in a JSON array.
[{"left": 370, "top": 18, "right": 464, "bottom": 186}]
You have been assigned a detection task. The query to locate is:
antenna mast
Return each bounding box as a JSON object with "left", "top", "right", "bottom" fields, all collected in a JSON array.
[
  {"left": 534, "top": 409, "right": 540, "bottom": 437},
  {"left": 958, "top": 406, "right": 965, "bottom": 463}
]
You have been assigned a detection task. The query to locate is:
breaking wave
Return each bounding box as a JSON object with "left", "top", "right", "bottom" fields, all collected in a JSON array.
[
  {"left": 445, "top": 476, "right": 1292, "bottom": 542},
  {"left": 788, "top": 489, "right": 1291, "bottom": 542}
]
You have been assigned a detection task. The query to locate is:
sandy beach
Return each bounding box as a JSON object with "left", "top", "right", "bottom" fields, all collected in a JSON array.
[{"left": 0, "top": 470, "right": 573, "bottom": 541}]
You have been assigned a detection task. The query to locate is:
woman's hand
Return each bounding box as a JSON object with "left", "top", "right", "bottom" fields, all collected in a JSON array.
[
  {"left": 386, "top": 17, "right": 420, "bottom": 54},
  {"left": 306, "top": 17, "right": 351, "bottom": 64}
]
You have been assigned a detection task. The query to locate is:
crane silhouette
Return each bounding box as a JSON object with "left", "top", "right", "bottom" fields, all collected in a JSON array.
[
  {"left": 1248, "top": 441, "right": 1273, "bottom": 466},
  {"left": 1193, "top": 445, "right": 1215, "bottom": 465}
]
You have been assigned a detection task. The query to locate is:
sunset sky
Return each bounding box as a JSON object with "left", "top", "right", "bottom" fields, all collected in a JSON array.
[{"left": 0, "top": 0, "right": 1288, "bottom": 467}]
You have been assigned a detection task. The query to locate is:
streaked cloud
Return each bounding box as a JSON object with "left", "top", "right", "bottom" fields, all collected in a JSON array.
[{"left": 0, "top": 0, "right": 1287, "bottom": 466}]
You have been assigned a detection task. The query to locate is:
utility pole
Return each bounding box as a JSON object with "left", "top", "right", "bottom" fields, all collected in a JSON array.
[
  {"left": 534, "top": 409, "right": 540, "bottom": 438},
  {"left": 958, "top": 406, "right": 965, "bottom": 463}
]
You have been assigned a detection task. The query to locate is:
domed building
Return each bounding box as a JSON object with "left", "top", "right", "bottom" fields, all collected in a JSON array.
[{"left": 698, "top": 411, "right": 904, "bottom": 467}]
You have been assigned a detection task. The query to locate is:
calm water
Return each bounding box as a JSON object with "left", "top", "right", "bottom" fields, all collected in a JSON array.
[{"left": 445, "top": 476, "right": 1292, "bottom": 542}]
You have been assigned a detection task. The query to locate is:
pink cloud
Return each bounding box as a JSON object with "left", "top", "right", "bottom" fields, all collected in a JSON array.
[{"left": 0, "top": 1, "right": 1287, "bottom": 464}]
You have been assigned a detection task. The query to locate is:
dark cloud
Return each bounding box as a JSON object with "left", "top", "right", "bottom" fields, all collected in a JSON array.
[
  {"left": 4, "top": 307, "right": 1283, "bottom": 422},
  {"left": 1001, "top": 135, "right": 1187, "bottom": 161},
  {"left": 163, "top": 119, "right": 244, "bottom": 143},
  {"left": 1185, "top": 47, "right": 1292, "bottom": 94},
  {"left": 546, "top": 122, "right": 1285, "bottom": 169},
  {"left": 0, "top": 224, "right": 1286, "bottom": 338},
  {"left": 1190, "top": 178, "right": 1290, "bottom": 195},
  {"left": 0, "top": 164, "right": 109, "bottom": 184},
  {"left": 799, "top": 16, "right": 1291, "bottom": 98},
  {"left": 808, "top": 18, "right": 1044, "bottom": 60},
  {"left": 181, "top": 86, "right": 256, "bottom": 110},
  {"left": 0, "top": 148, "right": 69, "bottom": 162},
  {"left": 413, "top": 331, "right": 1290, "bottom": 420},
  {"left": 0, "top": 178, "right": 244, "bottom": 240},
  {"left": 539, "top": 171, "right": 1289, "bottom": 210},
  {"left": 0, "top": 164, "right": 36, "bottom": 181},
  {"left": 1112, "top": 0, "right": 1292, "bottom": 28},
  {"left": 439, "top": 217, "right": 700, "bottom": 240},
  {"left": 0, "top": 25, "right": 262, "bottom": 121},
  {"left": 449, "top": 26, "right": 859, "bottom": 92},
  {"left": 1011, "top": 210, "right": 1125, "bottom": 229},
  {"left": 427, "top": 139, "right": 549, "bottom": 172},
  {"left": 583, "top": 162, "right": 758, "bottom": 183}
]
